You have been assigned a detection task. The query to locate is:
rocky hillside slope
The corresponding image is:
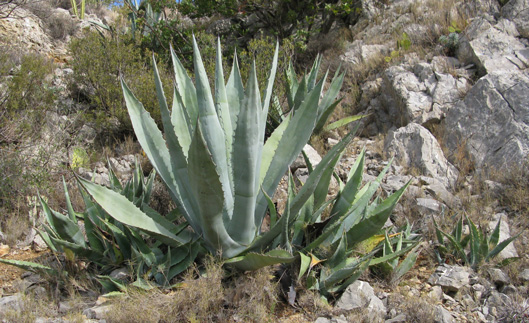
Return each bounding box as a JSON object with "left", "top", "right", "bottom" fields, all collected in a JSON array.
[{"left": 0, "top": 0, "right": 528, "bottom": 322}]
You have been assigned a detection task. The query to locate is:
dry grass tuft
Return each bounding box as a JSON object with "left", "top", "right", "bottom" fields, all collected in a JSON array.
[{"left": 105, "top": 257, "right": 279, "bottom": 322}]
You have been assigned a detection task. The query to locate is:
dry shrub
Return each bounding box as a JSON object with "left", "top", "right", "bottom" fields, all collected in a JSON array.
[{"left": 387, "top": 293, "right": 436, "bottom": 322}]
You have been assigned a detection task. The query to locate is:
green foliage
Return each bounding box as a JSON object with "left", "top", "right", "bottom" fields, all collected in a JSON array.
[
  {"left": 434, "top": 214, "right": 521, "bottom": 269},
  {"left": 384, "top": 32, "right": 411, "bottom": 63},
  {"left": 68, "top": 30, "right": 172, "bottom": 136},
  {"left": 292, "top": 149, "right": 416, "bottom": 296},
  {"left": 8, "top": 160, "right": 199, "bottom": 290},
  {"left": 71, "top": 147, "right": 89, "bottom": 170},
  {"left": 0, "top": 49, "right": 57, "bottom": 237},
  {"left": 178, "top": 0, "right": 238, "bottom": 17},
  {"left": 439, "top": 22, "right": 461, "bottom": 56},
  {"left": 70, "top": 0, "right": 85, "bottom": 19}
]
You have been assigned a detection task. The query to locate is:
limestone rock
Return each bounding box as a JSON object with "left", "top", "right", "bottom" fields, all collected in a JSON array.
[
  {"left": 336, "top": 280, "right": 386, "bottom": 317},
  {"left": 457, "top": 18, "right": 528, "bottom": 76},
  {"left": 385, "top": 123, "right": 459, "bottom": 189},
  {"left": 443, "top": 70, "right": 529, "bottom": 170},
  {"left": 380, "top": 59, "right": 469, "bottom": 128},
  {"left": 502, "top": 0, "right": 529, "bottom": 38},
  {"left": 291, "top": 144, "right": 322, "bottom": 172},
  {"left": 428, "top": 264, "right": 471, "bottom": 292}
]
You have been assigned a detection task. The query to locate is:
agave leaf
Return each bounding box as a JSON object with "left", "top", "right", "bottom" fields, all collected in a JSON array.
[
  {"left": 369, "top": 242, "right": 418, "bottom": 266},
  {"left": 290, "top": 130, "right": 356, "bottom": 221},
  {"left": 171, "top": 87, "right": 193, "bottom": 157},
  {"left": 486, "top": 231, "right": 522, "bottom": 261},
  {"left": 192, "top": 36, "right": 234, "bottom": 218},
  {"left": 214, "top": 38, "right": 234, "bottom": 183},
  {"left": 259, "top": 114, "right": 291, "bottom": 185},
  {"left": 437, "top": 229, "right": 469, "bottom": 264},
  {"left": 230, "top": 60, "right": 262, "bottom": 245},
  {"left": 306, "top": 54, "right": 322, "bottom": 91},
  {"left": 170, "top": 44, "right": 198, "bottom": 124},
  {"left": 327, "top": 258, "right": 371, "bottom": 294},
  {"left": 255, "top": 78, "right": 324, "bottom": 225},
  {"left": 40, "top": 195, "right": 86, "bottom": 248},
  {"left": 0, "top": 259, "right": 60, "bottom": 276},
  {"left": 292, "top": 76, "right": 308, "bottom": 111},
  {"left": 330, "top": 148, "right": 365, "bottom": 218},
  {"left": 121, "top": 78, "right": 200, "bottom": 232},
  {"left": 320, "top": 256, "right": 371, "bottom": 292},
  {"left": 153, "top": 56, "right": 192, "bottom": 182},
  {"left": 322, "top": 114, "right": 367, "bottom": 132},
  {"left": 36, "top": 229, "right": 58, "bottom": 252},
  {"left": 313, "top": 148, "right": 343, "bottom": 210},
  {"left": 62, "top": 177, "right": 77, "bottom": 222},
  {"left": 51, "top": 237, "right": 108, "bottom": 265},
  {"left": 225, "top": 249, "right": 295, "bottom": 271},
  {"left": 391, "top": 247, "right": 419, "bottom": 284},
  {"left": 226, "top": 49, "right": 244, "bottom": 127},
  {"left": 346, "top": 181, "right": 410, "bottom": 245},
  {"left": 167, "top": 243, "right": 200, "bottom": 281},
  {"left": 327, "top": 235, "right": 347, "bottom": 269},
  {"left": 261, "top": 41, "right": 279, "bottom": 116},
  {"left": 489, "top": 216, "right": 502, "bottom": 248},
  {"left": 298, "top": 252, "right": 311, "bottom": 281},
  {"left": 285, "top": 61, "right": 299, "bottom": 108},
  {"left": 78, "top": 177, "right": 188, "bottom": 248},
  {"left": 188, "top": 124, "right": 244, "bottom": 257}
]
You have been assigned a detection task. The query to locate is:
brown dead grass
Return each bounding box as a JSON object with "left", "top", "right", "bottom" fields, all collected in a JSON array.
[{"left": 104, "top": 257, "right": 280, "bottom": 323}]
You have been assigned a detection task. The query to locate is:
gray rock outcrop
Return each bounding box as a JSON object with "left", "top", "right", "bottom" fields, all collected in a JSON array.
[
  {"left": 457, "top": 17, "right": 528, "bottom": 76},
  {"left": 443, "top": 70, "right": 529, "bottom": 169},
  {"left": 385, "top": 123, "right": 459, "bottom": 189}
]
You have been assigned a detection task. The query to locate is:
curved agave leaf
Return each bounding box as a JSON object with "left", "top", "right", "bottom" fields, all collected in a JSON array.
[
  {"left": 78, "top": 177, "right": 188, "bottom": 248},
  {"left": 230, "top": 61, "right": 262, "bottom": 245},
  {"left": 225, "top": 249, "right": 295, "bottom": 271},
  {"left": 188, "top": 123, "right": 244, "bottom": 257}
]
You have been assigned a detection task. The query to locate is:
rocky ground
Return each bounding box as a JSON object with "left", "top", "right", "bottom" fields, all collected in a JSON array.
[{"left": 1, "top": 0, "right": 529, "bottom": 322}]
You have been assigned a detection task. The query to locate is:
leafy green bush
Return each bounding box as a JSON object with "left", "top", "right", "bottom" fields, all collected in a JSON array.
[{"left": 68, "top": 30, "right": 172, "bottom": 136}]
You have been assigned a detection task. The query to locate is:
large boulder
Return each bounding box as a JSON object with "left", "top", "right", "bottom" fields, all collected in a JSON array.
[
  {"left": 385, "top": 123, "right": 459, "bottom": 189},
  {"left": 457, "top": 17, "right": 528, "bottom": 76},
  {"left": 443, "top": 70, "right": 529, "bottom": 169},
  {"left": 502, "top": 0, "right": 529, "bottom": 38},
  {"left": 380, "top": 58, "right": 470, "bottom": 128}
]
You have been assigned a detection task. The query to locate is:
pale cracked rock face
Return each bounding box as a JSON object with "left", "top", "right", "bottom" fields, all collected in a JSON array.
[
  {"left": 0, "top": 7, "right": 52, "bottom": 54},
  {"left": 384, "top": 123, "right": 459, "bottom": 189},
  {"left": 443, "top": 70, "right": 529, "bottom": 169},
  {"left": 428, "top": 264, "right": 471, "bottom": 293}
]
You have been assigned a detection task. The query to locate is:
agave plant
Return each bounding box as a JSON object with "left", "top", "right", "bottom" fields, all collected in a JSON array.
[
  {"left": 72, "top": 37, "right": 414, "bottom": 274},
  {"left": 268, "top": 58, "right": 366, "bottom": 135},
  {"left": 0, "top": 160, "right": 197, "bottom": 289},
  {"left": 434, "top": 214, "right": 521, "bottom": 269}
]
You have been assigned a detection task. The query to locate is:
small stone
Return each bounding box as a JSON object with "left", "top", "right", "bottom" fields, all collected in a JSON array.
[
  {"left": 386, "top": 313, "right": 407, "bottom": 323},
  {"left": 109, "top": 267, "right": 129, "bottom": 281},
  {"left": 434, "top": 305, "right": 454, "bottom": 323},
  {"left": 83, "top": 305, "right": 111, "bottom": 320},
  {"left": 487, "top": 268, "right": 510, "bottom": 289},
  {"left": 429, "top": 285, "right": 443, "bottom": 301},
  {"left": 500, "top": 284, "right": 517, "bottom": 295},
  {"left": 428, "top": 264, "right": 471, "bottom": 292},
  {"left": 519, "top": 269, "right": 529, "bottom": 282}
]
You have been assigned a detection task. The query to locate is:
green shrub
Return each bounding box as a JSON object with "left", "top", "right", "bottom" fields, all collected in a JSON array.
[
  {"left": 0, "top": 49, "right": 57, "bottom": 243},
  {"left": 68, "top": 30, "right": 172, "bottom": 137}
]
